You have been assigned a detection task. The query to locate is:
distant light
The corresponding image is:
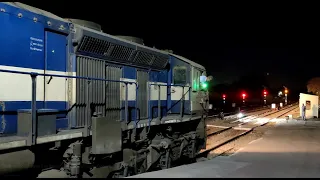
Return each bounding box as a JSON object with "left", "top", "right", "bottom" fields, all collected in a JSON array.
[
  {"left": 284, "top": 89, "right": 288, "bottom": 94},
  {"left": 222, "top": 94, "right": 226, "bottom": 98},
  {"left": 237, "top": 113, "right": 244, "bottom": 118},
  {"left": 263, "top": 91, "right": 267, "bottom": 95}
]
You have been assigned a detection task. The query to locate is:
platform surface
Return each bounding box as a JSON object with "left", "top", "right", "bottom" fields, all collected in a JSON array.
[{"left": 129, "top": 119, "right": 320, "bottom": 178}]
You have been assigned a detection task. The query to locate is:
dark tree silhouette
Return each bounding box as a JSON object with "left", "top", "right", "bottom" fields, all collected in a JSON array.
[{"left": 307, "top": 77, "right": 320, "bottom": 95}]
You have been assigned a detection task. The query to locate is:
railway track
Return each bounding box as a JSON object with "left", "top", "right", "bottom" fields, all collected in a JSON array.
[
  {"left": 199, "top": 103, "right": 299, "bottom": 159},
  {"left": 207, "top": 106, "right": 270, "bottom": 120},
  {"left": 206, "top": 104, "right": 291, "bottom": 127},
  {"left": 237, "top": 104, "right": 298, "bottom": 127},
  {"left": 205, "top": 104, "right": 288, "bottom": 126}
]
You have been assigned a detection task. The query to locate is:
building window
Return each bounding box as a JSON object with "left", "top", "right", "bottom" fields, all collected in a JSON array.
[{"left": 173, "top": 66, "right": 187, "bottom": 85}]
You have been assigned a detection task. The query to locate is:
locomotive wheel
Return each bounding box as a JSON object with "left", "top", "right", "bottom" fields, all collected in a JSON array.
[{"left": 160, "top": 150, "right": 172, "bottom": 170}]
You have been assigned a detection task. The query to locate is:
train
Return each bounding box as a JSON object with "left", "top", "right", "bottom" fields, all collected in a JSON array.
[{"left": 0, "top": 2, "right": 211, "bottom": 178}]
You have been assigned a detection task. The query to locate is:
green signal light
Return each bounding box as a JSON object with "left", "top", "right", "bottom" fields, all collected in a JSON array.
[{"left": 201, "top": 82, "right": 208, "bottom": 89}]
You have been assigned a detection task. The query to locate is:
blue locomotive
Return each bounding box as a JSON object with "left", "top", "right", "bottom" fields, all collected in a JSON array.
[{"left": 0, "top": 2, "right": 211, "bottom": 177}]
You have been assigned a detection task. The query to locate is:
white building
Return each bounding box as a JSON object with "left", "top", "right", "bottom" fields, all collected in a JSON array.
[{"left": 299, "top": 93, "right": 319, "bottom": 119}]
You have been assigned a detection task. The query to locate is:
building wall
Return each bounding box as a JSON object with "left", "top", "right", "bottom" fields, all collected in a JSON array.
[{"left": 299, "top": 93, "right": 319, "bottom": 118}]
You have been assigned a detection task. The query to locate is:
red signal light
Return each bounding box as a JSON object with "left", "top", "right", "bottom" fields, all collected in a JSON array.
[
  {"left": 242, "top": 93, "right": 246, "bottom": 97},
  {"left": 263, "top": 91, "right": 267, "bottom": 95},
  {"left": 222, "top": 94, "right": 226, "bottom": 98}
]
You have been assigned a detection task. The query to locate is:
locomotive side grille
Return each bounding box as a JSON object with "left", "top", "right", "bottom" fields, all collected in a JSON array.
[
  {"left": 105, "top": 65, "right": 122, "bottom": 122},
  {"left": 109, "top": 45, "right": 133, "bottom": 62},
  {"left": 77, "top": 35, "right": 169, "bottom": 70},
  {"left": 134, "top": 51, "right": 154, "bottom": 67},
  {"left": 78, "top": 36, "right": 112, "bottom": 56},
  {"left": 78, "top": 36, "right": 134, "bottom": 62},
  {"left": 151, "top": 55, "right": 168, "bottom": 69},
  {"left": 74, "top": 56, "right": 122, "bottom": 128},
  {"left": 75, "top": 56, "right": 106, "bottom": 128},
  {"left": 75, "top": 56, "right": 86, "bottom": 127},
  {"left": 137, "top": 70, "right": 149, "bottom": 119}
]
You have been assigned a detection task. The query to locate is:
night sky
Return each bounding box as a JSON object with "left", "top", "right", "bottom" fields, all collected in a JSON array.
[{"left": 25, "top": 2, "right": 319, "bottom": 91}]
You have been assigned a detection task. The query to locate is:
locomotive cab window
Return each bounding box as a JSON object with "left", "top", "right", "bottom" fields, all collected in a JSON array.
[
  {"left": 192, "top": 68, "right": 201, "bottom": 91},
  {"left": 173, "top": 66, "right": 187, "bottom": 85},
  {"left": 193, "top": 68, "right": 206, "bottom": 91}
]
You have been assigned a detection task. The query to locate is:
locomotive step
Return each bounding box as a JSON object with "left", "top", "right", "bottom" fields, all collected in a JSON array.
[{"left": 0, "top": 135, "right": 27, "bottom": 150}]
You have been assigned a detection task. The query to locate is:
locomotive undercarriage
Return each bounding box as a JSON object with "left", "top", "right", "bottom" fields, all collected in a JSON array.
[
  {"left": 0, "top": 117, "right": 206, "bottom": 178},
  {"left": 61, "top": 118, "right": 206, "bottom": 178}
]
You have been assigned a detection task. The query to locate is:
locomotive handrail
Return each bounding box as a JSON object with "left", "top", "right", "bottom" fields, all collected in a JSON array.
[
  {"left": 0, "top": 68, "right": 138, "bottom": 144},
  {"left": 0, "top": 69, "right": 137, "bottom": 85},
  {"left": 148, "top": 83, "right": 190, "bottom": 88},
  {"left": 147, "top": 83, "right": 191, "bottom": 128},
  {"left": 166, "top": 86, "right": 192, "bottom": 117}
]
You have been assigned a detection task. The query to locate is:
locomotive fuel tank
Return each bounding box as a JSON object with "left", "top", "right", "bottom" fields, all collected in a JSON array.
[{"left": 0, "top": 149, "right": 35, "bottom": 175}]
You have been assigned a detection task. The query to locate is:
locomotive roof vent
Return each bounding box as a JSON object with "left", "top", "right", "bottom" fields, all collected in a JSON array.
[
  {"left": 66, "top": 19, "right": 102, "bottom": 32},
  {"left": 115, "top": 36, "right": 144, "bottom": 45}
]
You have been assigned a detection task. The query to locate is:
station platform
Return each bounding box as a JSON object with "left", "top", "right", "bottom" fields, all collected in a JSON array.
[{"left": 129, "top": 119, "right": 320, "bottom": 178}]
